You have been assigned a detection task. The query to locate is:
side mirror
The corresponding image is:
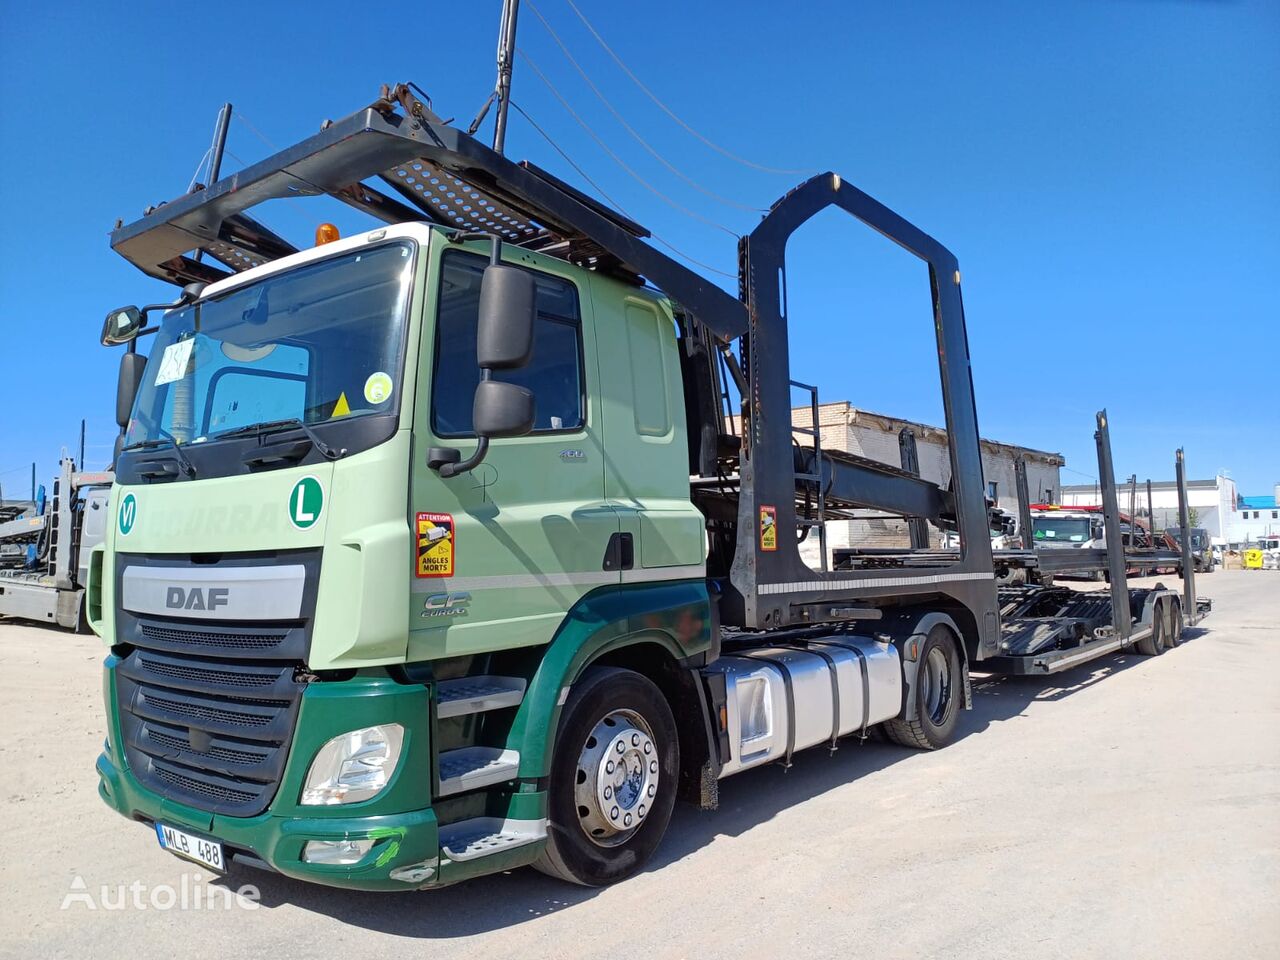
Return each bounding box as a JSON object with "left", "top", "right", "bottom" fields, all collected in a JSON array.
[
  {"left": 473, "top": 380, "right": 534, "bottom": 438},
  {"left": 102, "top": 306, "right": 144, "bottom": 346},
  {"left": 477, "top": 265, "right": 535, "bottom": 369},
  {"left": 116, "top": 352, "right": 147, "bottom": 428}
]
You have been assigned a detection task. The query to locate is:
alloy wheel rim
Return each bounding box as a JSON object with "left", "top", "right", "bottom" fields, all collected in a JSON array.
[{"left": 573, "top": 709, "right": 659, "bottom": 847}]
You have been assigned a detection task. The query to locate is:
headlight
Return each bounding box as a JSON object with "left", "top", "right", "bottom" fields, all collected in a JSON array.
[{"left": 301, "top": 724, "right": 405, "bottom": 805}]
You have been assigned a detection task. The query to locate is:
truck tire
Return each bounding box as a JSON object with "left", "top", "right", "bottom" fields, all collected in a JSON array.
[
  {"left": 884, "top": 626, "right": 962, "bottom": 751},
  {"left": 1137, "top": 604, "right": 1165, "bottom": 656},
  {"left": 1166, "top": 602, "right": 1183, "bottom": 648},
  {"left": 533, "top": 666, "right": 679, "bottom": 886}
]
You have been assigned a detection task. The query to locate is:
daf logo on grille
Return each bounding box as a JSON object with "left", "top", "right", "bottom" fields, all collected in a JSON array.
[{"left": 166, "top": 586, "right": 230, "bottom": 612}]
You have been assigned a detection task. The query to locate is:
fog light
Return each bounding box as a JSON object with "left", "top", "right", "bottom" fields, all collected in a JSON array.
[
  {"left": 301, "top": 724, "right": 404, "bottom": 805},
  {"left": 303, "top": 838, "right": 374, "bottom": 865}
]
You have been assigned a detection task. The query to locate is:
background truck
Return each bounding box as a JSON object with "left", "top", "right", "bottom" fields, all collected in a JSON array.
[
  {"left": 1167, "top": 526, "right": 1215, "bottom": 572},
  {"left": 1028, "top": 502, "right": 1183, "bottom": 577},
  {"left": 1243, "top": 535, "right": 1280, "bottom": 570},
  {"left": 90, "top": 67, "right": 1208, "bottom": 890},
  {"left": 0, "top": 457, "right": 113, "bottom": 631}
]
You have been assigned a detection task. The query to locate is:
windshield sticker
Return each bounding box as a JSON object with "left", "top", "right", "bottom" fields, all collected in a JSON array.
[
  {"left": 364, "top": 372, "right": 393, "bottom": 405},
  {"left": 154, "top": 339, "right": 195, "bottom": 386},
  {"left": 416, "top": 512, "right": 455, "bottom": 577},
  {"left": 760, "top": 505, "right": 777, "bottom": 551},
  {"left": 289, "top": 476, "right": 324, "bottom": 529},
  {"left": 331, "top": 392, "right": 351, "bottom": 418}
]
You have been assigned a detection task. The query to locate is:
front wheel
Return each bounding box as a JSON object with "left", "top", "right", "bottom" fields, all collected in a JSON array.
[
  {"left": 534, "top": 666, "right": 679, "bottom": 886},
  {"left": 884, "top": 626, "right": 962, "bottom": 750}
]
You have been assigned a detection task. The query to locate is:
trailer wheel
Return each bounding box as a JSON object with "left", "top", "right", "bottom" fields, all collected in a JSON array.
[
  {"left": 884, "top": 626, "right": 962, "bottom": 751},
  {"left": 533, "top": 666, "right": 679, "bottom": 886},
  {"left": 1166, "top": 602, "right": 1184, "bottom": 648},
  {"left": 1137, "top": 604, "right": 1166, "bottom": 656}
]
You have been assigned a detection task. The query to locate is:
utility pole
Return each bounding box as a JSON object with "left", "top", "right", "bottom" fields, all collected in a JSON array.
[
  {"left": 492, "top": 0, "right": 521, "bottom": 154},
  {"left": 79, "top": 419, "right": 86, "bottom": 471}
]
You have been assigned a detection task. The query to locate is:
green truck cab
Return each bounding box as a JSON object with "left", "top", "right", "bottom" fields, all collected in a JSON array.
[{"left": 93, "top": 222, "right": 716, "bottom": 889}]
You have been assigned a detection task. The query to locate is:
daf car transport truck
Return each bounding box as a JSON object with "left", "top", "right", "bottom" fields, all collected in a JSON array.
[{"left": 91, "top": 81, "right": 1208, "bottom": 890}]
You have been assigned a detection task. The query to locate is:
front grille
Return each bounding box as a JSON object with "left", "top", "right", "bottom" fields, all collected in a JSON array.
[
  {"left": 115, "top": 641, "right": 305, "bottom": 817},
  {"left": 142, "top": 694, "right": 280, "bottom": 727},
  {"left": 146, "top": 728, "right": 262, "bottom": 766},
  {"left": 139, "top": 656, "right": 280, "bottom": 688},
  {"left": 139, "top": 623, "right": 288, "bottom": 651},
  {"left": 154, "top": 765, "right": 259, "bottom": 804}
]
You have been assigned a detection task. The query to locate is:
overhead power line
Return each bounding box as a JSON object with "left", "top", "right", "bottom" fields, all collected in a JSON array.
[
  {"left": 525, "top": 0, "right": 765, "bottom": 213},
  {"left": 508, "top": 100, "right": 631, "bottom": 216},
  {"left": 562, "top": 0, "right": 811, "bottom": 176},
  {"left": 509, "top": 100, "right": 737, "bottom": 279},
  {"left": 235, "top": 112, "right": 278, "bottom": 152},
  {"left": 517, "top": 49, "right": 741, "bottom": 240}
]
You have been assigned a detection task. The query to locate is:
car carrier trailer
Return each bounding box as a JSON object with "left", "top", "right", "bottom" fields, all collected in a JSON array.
[
  {"left": 90, "top": 71, "right": 1211, "bottom": 890},
  {"left": 0, "top": 458, "right": 113, "bottom": 631}
]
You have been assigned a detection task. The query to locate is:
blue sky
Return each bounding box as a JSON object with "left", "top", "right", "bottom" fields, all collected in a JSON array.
[{"left": 1, "top": 0, "right": 1276, "bottom": 500}]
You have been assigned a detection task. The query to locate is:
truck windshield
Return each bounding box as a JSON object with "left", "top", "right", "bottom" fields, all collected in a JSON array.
[
  {"left": 124, "top": 242, "right": 414, "bottom": 448},
  {"left": 1032, "top": 517, "right": 1093, "bottom": 543}
]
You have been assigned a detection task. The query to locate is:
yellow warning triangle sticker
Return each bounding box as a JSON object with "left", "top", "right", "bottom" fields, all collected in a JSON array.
[{"left": 332, "top": 392, "right": 351, "bottom": 418}]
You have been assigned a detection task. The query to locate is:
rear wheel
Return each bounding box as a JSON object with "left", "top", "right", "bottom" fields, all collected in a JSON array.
[
  {"left": 1137, "top": 604, "right": 1166, "bottom": 656},
  {"left": 1166, "top": 602, "right": 1184, "bottom": 648},
  {"left": 534, "top": 666, "right": 679, "bottom": 886},
  {"left": 884, "top": 626, "right": 962, "bottom": 750}
]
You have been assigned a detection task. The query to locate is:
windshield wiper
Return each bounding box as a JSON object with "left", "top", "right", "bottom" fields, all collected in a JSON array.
[
  {"left": 122, "top": 433, "right": 197, "bottom": 477},
  {"left": 214, "top": 418, "right": 346, "bottom": 460}
]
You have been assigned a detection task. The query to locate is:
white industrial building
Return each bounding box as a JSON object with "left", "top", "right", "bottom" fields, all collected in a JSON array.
[
  {"left": 749, "top": 402, "right": 1064, "bottom": 569},
  {"left": 1060, "top": 476, "right": 1280, "bottom": 545},
  {"left": 1061, "top": 475, "right": 1237, "bottom": 539},
  {"left": 1228, "top": 487, "right": 1280, "bottom": 544}
]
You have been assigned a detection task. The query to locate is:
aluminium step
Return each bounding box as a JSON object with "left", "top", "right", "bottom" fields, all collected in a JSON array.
[
  {"left": 438, "top": 817, "right": 547, "bottom": 862},
  {"left": 437, "top": 746, "right": 521, "bottom": 796},
  {"left": 435, "top": 675, "right": 526, "bottom": 719}
]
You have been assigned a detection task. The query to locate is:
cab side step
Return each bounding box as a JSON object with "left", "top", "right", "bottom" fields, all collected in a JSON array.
[
  {"left": 438, "top": 817, "right": 547, "bottom": 862},
  {"left": 435, "top": 676, "right": 526, "bottom": 718},
  {"left": 437, "top": 746, "right": 521, "bottom": 796}
]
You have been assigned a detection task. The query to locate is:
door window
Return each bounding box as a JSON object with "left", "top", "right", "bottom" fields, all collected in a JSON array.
[{"left": 432, "top": 251, "right": 584, "bottom": 436}]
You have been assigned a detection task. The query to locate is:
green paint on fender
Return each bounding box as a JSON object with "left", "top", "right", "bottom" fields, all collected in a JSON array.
[{"left": 507, "top": 578, "right": 714, "bottom": 779}]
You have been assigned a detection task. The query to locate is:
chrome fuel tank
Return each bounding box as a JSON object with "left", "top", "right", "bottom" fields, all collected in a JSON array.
[{"left": 705, "top": 637, "right": 902, "bottom": 777}]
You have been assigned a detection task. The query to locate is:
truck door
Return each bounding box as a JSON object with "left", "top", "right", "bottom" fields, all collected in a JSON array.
[
  {"left": 592, "top": 284, "right": 706, "bottom": 581},
  {"left": 408, "top": 245, "right": 618, "bottom": 659}
]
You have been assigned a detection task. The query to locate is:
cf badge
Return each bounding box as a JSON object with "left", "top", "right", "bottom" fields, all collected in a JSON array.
[
  {"left": 421, "top": 592, "right": 471, "bottom": 619},
  {"left": 416, "top": 512, "right": 455, "bottom": 577}
]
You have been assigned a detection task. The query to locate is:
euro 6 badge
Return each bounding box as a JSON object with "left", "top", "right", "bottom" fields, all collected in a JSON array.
[{"left": 416, "top": 512, "right": 455, "bottom": 577}]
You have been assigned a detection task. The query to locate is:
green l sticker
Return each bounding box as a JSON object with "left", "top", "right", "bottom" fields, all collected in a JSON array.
[
  {"left": 118, "top": 492, "right": 137, "bottom": 536},
  {"left": 289, "top": 476, "right": 324, "bottom": 529}
]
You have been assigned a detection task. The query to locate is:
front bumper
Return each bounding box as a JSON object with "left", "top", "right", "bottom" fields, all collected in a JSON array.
[{"left": 98, "top": 659, "right": 441, "bottom": 891}]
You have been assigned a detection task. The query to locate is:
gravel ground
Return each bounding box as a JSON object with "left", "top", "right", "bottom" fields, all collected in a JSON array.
[{"left": 1, "top": 570, "right": 1276, "bottom": 960}]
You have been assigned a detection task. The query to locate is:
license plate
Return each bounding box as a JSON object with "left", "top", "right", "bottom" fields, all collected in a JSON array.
[{"left": 155, "top": 823, "right": 225, "bottom": 872}]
